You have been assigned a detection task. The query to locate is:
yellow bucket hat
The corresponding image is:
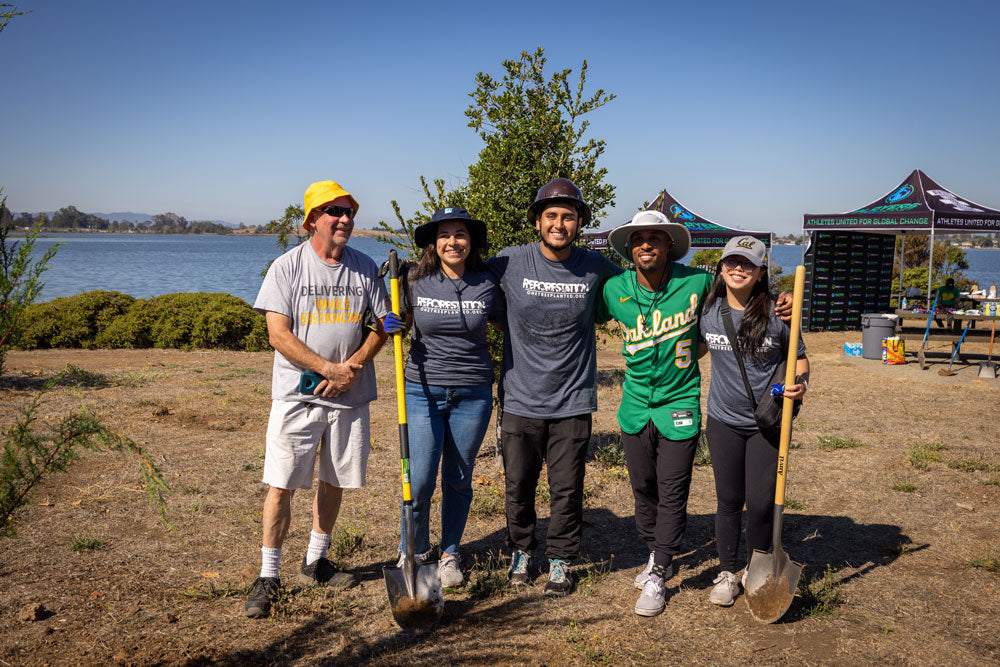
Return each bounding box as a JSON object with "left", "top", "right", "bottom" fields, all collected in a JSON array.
[{"left": 303, "top": 180, "right": 360, "bottom": 231}]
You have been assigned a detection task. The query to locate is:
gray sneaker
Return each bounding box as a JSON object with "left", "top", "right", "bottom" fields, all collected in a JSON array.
[
  {"left": 438, "top": 553, "right": 464, "bottom": 588},
  {"left": 634, "top": 552, "right": 655, "bottom": 590},
  {"left": 395, "top": 551, "right": 427, "bottom": 569},
  {"left": 709, "top": 570, "right": 740, "bottom": 606},
  {"left": 634, "top": 573, "right": 666, "bottom": 616},
  {"left": 634, "top": 554, "right": 673, "bottom": 590},
  {"left": 544, "top": 558, "right": 574, "bottom": 597},
  {"left": 507, "top": 549, "right": 532, "bottom": 587}
]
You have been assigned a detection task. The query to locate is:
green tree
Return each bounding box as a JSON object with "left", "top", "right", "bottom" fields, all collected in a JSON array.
[
  {"left": 377, "top": 48, "right": 616, "bottom": 260},
  {"left": 0, "top": 3, "right": 29, "bottom": 33},
  {"left": 893, "top": 235, "right": 970, "bottom": 295},
  {"left": 0, "top": 191, "right": 60, "bottom": 376},
  {"left": 260, "top": 204, "right": 306, "bottom": 276},
  {"left": 690, "top": 249, "right": 722, "bottom": 268}
]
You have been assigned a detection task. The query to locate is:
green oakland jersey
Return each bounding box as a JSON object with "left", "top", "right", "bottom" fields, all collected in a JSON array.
[{"left": 597, "top": 264, "right": 714, "bottom": 439}]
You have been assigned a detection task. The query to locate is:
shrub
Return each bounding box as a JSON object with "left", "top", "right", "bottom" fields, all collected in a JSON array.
[
  {"left": 16, "top": 291, "right": 271, "bottom": 351},
  {"left": 16, "top": 290, "right": 135, "bottom": 350},
  {"left": 97, "top": 292, "right": 259, "bottom": 350}
]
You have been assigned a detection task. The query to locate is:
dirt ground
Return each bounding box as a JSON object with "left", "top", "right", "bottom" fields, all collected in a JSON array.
[{"left": 1, "top": 332, "right": 998, "bottom": 666}]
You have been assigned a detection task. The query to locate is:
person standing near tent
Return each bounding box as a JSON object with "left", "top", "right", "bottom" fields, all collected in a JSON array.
[
  {"left": 245, "top": 180, "right": 389, "bottom": 619},
  {"left": 488, "top": 178, "right": 622, "bottom": 597},
  {"left": 698, "top": 235, "right": 808, "bottom": 608},
  {"left": 381, "top": 207, "right": 504, "bottom": 588}
]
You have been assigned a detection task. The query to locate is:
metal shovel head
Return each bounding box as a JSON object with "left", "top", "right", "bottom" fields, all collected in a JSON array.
[
  {"left": 978, "top": 361, "right": 997, "bottom": 379},
  {"left": 744, "top": 547, "right": 803, "bottom": 624},
  {"left": 383, "top": 562, "right": 444, "bottom": 633}
]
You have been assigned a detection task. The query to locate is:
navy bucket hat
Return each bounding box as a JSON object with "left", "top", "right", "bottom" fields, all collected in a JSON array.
[{"left": 413, "top": 207, "right": 488, "bottom": 250}]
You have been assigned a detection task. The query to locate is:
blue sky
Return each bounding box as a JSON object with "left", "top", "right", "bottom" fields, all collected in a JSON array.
[{"left": 1, "top": 0, "right": 998, "bottom": 234}]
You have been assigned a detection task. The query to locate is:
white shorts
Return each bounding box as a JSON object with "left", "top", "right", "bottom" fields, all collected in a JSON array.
[{"left": 262, "top": 400, "right": 371, "bottom": 490}]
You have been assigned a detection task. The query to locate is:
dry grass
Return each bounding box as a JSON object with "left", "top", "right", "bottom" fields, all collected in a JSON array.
[{"left": 1, "top": 332, "right": 999, "bottom": 665}]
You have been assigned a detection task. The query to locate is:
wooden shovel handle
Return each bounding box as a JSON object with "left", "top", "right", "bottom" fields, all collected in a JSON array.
[{"left": 774, "top": 266, "right": 805, "bottom": 506}]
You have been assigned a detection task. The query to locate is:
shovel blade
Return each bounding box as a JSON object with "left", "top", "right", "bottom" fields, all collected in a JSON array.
[
  {"left": 383, "top": 563, "right": 444, "bottom": 633},
  {"left": 744, "top": 547, "right": 803, "bottom": 624},
  {"left": 978, "top": 362, "right": 997, "bottom": 379}
]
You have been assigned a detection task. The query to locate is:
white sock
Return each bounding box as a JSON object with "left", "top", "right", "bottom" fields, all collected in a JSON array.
[
  {"left": 306, "top": 530, "right": 331, "bottom": 565},
  {"left": 260, "top": 546, "right": 281, "bottom": 579}
]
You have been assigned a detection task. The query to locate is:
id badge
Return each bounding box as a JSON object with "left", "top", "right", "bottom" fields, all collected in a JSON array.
[{"left": 671, "top": 410, "right": 694, "bottom": 428}]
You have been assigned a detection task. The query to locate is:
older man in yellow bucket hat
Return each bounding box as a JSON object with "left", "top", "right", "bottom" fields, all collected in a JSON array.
[{"left": 246, "top": 180, "right": 389, "bottom": 618}]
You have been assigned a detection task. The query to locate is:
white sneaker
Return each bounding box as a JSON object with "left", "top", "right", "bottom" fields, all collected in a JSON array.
[
  {"left": 634, "top": 574, "right": 666, "bottom": 616},
  {"left": 395, "top": 551, "right": 427, "bottom": 569},
  {"left": 710, "top": 570, "right": 740, "bottom": 606},
  {"left": 438, "top": 553, "right": 464, "bottom": 587},
  {"left": 634, "top": 553, "right": 674, "bottom": 590},
  {"left": 634, "top": 552, "right": 655, "bottom": 590}
]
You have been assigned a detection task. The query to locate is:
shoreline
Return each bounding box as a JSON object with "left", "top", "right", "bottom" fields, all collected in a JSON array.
[{"left": 12, "top": 227, "right": 398, "bottom": 239}]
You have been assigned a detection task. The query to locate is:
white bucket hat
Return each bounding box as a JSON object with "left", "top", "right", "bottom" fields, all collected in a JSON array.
[{"left": 607, "top": 210, "right": 691, "bottom": 263}]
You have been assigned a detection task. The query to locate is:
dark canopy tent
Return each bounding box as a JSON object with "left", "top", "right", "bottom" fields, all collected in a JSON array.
[
  {"left": 801, "top": 169, "right": 1000, "bottom": 330},
  {"left": 584, "top": 188, "right": 772, "bottom": 252}
]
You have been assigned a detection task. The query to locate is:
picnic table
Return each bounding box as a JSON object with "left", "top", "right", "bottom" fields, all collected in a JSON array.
[{"left": 892, "top": 310, "right": 998, "bottom": 369}]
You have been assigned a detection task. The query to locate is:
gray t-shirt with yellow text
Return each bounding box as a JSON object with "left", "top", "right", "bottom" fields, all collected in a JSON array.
[{"left": 254, "top": 242, "right": 389, "bottom": 408}]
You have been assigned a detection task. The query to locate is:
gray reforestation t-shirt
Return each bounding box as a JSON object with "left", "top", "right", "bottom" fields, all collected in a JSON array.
[
  {"left": 254, "top": 242, "right": 389, "bottom": 408},
  {"left": 488, "top": 243, "right": 622, "bottom": 419},
  {"left": 403, "top": 268, "right": 504, "bottom": 386},
  {"left": 700, "top": 298, "right": 806, "bottom": 429}
]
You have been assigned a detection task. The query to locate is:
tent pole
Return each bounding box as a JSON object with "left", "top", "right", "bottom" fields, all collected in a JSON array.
[
  {"left": 898, "top": 231, "right": 905, "bottom": 305},
  {"left": 927, "top": 226, "right": 935, "bottom": 307}
]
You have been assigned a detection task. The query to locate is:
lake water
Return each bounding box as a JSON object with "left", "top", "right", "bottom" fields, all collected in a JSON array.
[{"left": 25, "top": 234, "right": 1000, "bottom": 304}]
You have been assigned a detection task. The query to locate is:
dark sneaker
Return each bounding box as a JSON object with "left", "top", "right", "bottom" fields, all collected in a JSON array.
[
  {"left": 298, "top": 555, "right": 356, "bottom": 589},
  {"left": 543, "top": 558, "right": 573, "bottom": 597},
  {"left": 507, "top": 549, "right": 532, "bottom": 587},
  {"left": 245, "top": 576, "right": 280, "bottom": 618}
]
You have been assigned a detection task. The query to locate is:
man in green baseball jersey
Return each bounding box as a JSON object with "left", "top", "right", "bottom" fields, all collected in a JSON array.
[{"left": 598, "top": 211, "right": 788, "bottom": 617}]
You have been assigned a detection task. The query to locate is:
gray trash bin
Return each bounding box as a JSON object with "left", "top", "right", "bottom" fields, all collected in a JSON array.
[{"left": 861, "top": 313, "right": 896, "bottom": 360}]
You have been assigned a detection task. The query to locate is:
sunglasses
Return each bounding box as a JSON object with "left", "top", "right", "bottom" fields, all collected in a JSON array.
[
  {"left": 721, "top": 256, "right": 760, "bottom": 271},
  {"left": 315, "top": 205, "right": 355, "bottom": 219}
]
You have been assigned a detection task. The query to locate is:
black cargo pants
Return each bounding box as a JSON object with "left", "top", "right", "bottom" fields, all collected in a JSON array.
[{"left": 500, "top": 411, "right": 592, "bottom": 561}]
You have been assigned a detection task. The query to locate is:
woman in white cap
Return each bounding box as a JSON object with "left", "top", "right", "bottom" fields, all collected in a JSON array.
[
  {"left": 382, "top": 207, "right": 503, "bottom": 587},
  {"left": 698, "top": 235, "right": 809, "bottom": 607}
]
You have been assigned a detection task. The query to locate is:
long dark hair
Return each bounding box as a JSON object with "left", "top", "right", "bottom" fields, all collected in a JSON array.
[{"left": 703, "top": 261, "right": 774, "bottom": 360}]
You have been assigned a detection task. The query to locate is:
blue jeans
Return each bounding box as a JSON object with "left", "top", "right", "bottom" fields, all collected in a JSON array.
[{"left": 399, "top": 381, "right": 494, "bottom": 556}]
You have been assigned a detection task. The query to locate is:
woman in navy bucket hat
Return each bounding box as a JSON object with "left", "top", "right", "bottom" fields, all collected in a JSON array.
[{"left": 382, "top": 207, "right": 503, "bottom": 587}]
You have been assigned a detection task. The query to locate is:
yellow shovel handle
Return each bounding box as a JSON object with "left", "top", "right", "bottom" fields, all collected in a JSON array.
[{"left": 388, "top": 251, "right": 411, "bottom": 503}]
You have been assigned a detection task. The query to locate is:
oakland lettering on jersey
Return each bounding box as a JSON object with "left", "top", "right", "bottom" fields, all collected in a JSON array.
[
  {"left": 416, "top": 297, "right": 487, "bottom": 314},
  {"left": 522, "top": 278, "right": 588, "bottom": 298},
  {"left": 621, "top": 294, "right": 699, "bottom": 355},
  {"left": 300, "top": 285, "right": 364, "bottom": 297}
]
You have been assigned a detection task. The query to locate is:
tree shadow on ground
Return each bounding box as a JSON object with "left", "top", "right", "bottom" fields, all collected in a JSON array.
[
  {"left": 198, "top": 576, "right": 619, "bottom": 666},
  {"left": 199, "top": 510, "right": 917, "bottom": 664},
  {"left": 595, "top": 368, "right": 625, "bottom": 387}
]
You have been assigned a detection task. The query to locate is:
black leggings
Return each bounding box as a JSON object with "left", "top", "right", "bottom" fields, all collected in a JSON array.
[{"left": 705, "top": 416, "right": 778, "bottom": 572}]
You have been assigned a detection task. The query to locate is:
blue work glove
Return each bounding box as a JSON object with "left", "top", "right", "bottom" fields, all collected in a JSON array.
[{"left": 383, "top": 312, "right": 405, "bottom": 335}]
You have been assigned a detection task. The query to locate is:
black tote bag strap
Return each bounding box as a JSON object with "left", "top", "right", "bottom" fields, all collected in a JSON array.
[{"left": 720, "top": 302, "right": 758, "bottom": 411}]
